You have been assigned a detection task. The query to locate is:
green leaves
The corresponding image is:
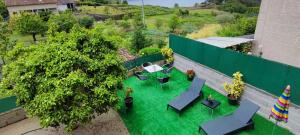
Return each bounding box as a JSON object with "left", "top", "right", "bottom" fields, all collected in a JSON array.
[{"left": 0, "top": 26, "right": 126, "bottom": 132}]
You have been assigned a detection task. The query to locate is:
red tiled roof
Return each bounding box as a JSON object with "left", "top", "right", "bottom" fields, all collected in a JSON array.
[{"left": 5, "top": 0, "right": 58, "bottom": 7}]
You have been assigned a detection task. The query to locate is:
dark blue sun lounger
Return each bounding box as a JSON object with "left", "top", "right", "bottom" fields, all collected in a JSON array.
[
  {"left": 199, "top": 99, "right": 260, "bottom": 135},
  {"left": 167, "top": 77, "right": 206, "bottom": 114}
]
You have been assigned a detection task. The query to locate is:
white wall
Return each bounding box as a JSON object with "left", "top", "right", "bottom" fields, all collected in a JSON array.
[
  {"left": 254, "top": 0, "right": 300, "bottom": 68},
  {"left": 57, "top": 5, "right": 68, "bottom": 12},
  {"left": 7, "top": 4, "right": 58, "bottom": 15}
]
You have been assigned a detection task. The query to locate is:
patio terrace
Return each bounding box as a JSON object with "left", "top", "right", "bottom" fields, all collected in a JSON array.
[{"left": 117, "top": 68, "right": 293, "bottom": 135}]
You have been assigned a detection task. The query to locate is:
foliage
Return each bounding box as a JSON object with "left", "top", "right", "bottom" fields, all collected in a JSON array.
[
  {"left": 206, "top": 0, "right": 224, "bottom": 5},
  {"left": 79, "top": 16, "right": 95, "bottom": 29},
  {"left": 161, "top": 47, "right": 174, "bottom": 64},
  {"left": 223, "top": 71, "right": 245, "bottom": 99},
  {"left": 13, "top": 13, "right": 47, "bottom": 42},
  {"left": 131, "top": 28, "right": 147, "bottom": 53},
  {"left": 125, "top": 87, "right": 133, "bottom": 98},
  {"left": 38, "top": 10, "right": 53, "bottom": 22},
  {"left": 186, "top": 24, "right": 222, "bottom": 39},
  {"left": 217, "top": 17, "right": 257, "bottom": 37},
  {"left": 176, "top": 9, "right": 189, "bottom": 17},
  {"left": 0, "top": 18, "right": 15, "bottom": 65},
  {"left": 168, "top": 15, "right": 181, "bottom": 33},
  {"left": 154, "top": 18, "right": 163, "bottom": 29},
  {"left": 132, "top": 13, "right": 144, "bottom": 29},
  {"left": 0, "top": 0, "right": 8, "bottom": 18},
  {"left": 216, "top": 14, "right": 235, "bottom": 24},
  {"left": 218, "top": 0, "right": 247, "bottom": 14},
  {"left": 180, "top": 23, "right": 197, "bottom": 35},
  {"left": 174, "top": 3, "right": 179, "bottom": 8},
  {"left": 48, "top": 12, "right": 78, "bottom": 33},
  {"left": 139, "top": 47, "right": 161, "bottom": 56},
  {"left": 227, "top": 42, "right": 252, "bottom": 53},
  {"left": 122, "top": 0, "right": 128, "bottom": 5},
  {"left": 0, "top": 26, "right": 126, "bottom": 132}
]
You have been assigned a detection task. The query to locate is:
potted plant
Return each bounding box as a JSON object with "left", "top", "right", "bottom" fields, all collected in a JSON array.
[
  {"left": 223, "top": 71, "right": 245, "bottom": 105},
  {"left": 186, "top": 69, "right": 195, "bottom": 81},
  {"left": 161, "top": 47, "right": 174, "bottom": 64},
  {"left": 124, "top": 87, "right": 133, "bottom": 108},
  {"left": 207, "top": 94, "right": 214, "bottom": 104}
]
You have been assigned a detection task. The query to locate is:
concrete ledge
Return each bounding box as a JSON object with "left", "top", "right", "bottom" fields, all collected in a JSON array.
[
  {"left": 0, "top": 107, "right": 26, "bottom": 128},
  {"left": 174, "top": 53, "right": 300, "bottom": 134}
]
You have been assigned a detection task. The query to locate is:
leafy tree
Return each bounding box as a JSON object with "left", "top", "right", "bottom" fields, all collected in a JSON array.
[
  {"left": 0, "top": 25, "right": 126, "bottom": 132},
  {"left": 48, "top": 12, "right": 78, "bottom": 33},
  {"left": 168, "top": 15, "right": 180, "bottom": 33},
  {"left": 0, "top": 0, "right": 8, "bottom": 18},
  {"left": 122, "top": 0, "right": 128, "bottom": 5},
  {"left": 218, "top": 0, "right": 247, "bottom": 13},
  {"left": 131, "top": 28, "right": 147, "bottom": 52},
  {"left": 174, "top": 3, "right": 179, "bottom": 8},
  {"left": 0, "top": 17, "right": 15, "bottom": 65},
  {"left": 132, "top": 14, "right": 144, "bottom": 29},
  {"left": 206, "top": 0, "right": 224, "bottom": 5},
  {"left": 79, "top": 16, "right": 94, "bottom": 29},
  {"left": 38, "top": 10, "right": 52, "bottom": 22},
  {"left": 13, "top": 13, "right": 47, "bottom": 42}
]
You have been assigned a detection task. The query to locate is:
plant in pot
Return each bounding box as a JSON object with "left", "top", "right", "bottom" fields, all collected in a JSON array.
[
  {"left": 207, "top": 94, "right": 214, "bottom": 104},
  {"left": 161, "top": 47, "right": 174, "bottom": 64},
  {"left": 124, "top": 87, "right": 133, "bottom": 108},
  {"left": 223, "top": 71, "right": 245, "bottom": 105},
  {"left": 186, "top": 69, "right": 195, "bottom": 81}
]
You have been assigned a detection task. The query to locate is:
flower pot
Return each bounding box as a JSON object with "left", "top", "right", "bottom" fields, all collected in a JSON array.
[
  {"left": 125, "top": 97, "right": 133, "bottom": 108},
  {"left": 187, "top": 76, "right": 194, "bottom": 81},
  {"left": 227, "top": 94, "right": 238, "bottom": 105}
]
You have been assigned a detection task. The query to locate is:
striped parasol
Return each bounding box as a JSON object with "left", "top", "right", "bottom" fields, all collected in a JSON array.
[{"left": 270, "top": 85, "right": 291, "bottom": 123}]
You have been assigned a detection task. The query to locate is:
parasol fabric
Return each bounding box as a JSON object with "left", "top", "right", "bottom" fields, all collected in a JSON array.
[{"left": 270, "top": 85, "right": 290, "bottom": 123}]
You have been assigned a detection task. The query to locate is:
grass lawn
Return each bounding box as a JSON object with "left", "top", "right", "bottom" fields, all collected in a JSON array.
[
  {"left": 78, "top": 6, "right": 123, "bottom": 15},
  {"left": 145, "top": 9, "right": 218, "bottom": 32},
  {"left": 118, "top": 69, "right": 293, "bottom": 135}
]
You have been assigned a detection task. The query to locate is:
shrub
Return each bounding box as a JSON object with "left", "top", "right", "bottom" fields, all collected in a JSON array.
[
  {"left": 180, "top": 23, "right": 197, "bottom": 35},
  {"left": 223, "top": 71, "right": 245, "bottom": 99},
  {"left": 217, "top": 17, "right": 257, "bottom": 37},
  {"left": 216, "top": 14, "right": 235, "bottom": 24},
  {"left": 218, "top": 1, "right": 247, "bottom": 14},
  {"left": 79, "top": 16, "right": 95, "bottom": 29},
  {"left": 161, "top": 47, "right": 174, "bottom": 64},
  {"left": 139, "top": 47, "right": 161, "bottom": 56}
]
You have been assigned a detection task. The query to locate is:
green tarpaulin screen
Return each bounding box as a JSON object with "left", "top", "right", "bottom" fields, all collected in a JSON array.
[
  {"left": 0, "top": 96, "right": 18, "bottom": 113},
  {"left": 124, "top": 53, "right": 164, "bottom": 70},
  {"left": 170, "top": 34, "right": 300, "bottom": 105}
]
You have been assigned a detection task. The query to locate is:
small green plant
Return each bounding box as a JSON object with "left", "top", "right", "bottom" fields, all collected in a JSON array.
[
  {"left": 139, "top": 47, "right": 161, "bottom": 56},
  {"left": 125, "top": 87, "right": 133, "bottom": 98},
  {"left": 224, "top": 72, "right": 245, "bottom": 99},
  {"left": 161, "top": 47, "right": 174, "bottom": 64}
]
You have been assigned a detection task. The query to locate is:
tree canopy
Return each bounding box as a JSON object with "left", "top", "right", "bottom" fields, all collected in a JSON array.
[
  {"left": 13, "top": 13, "right": 47, "bottom": 42},
  {"left": 0, "top": 25, "right": 126, "bottom": 132},
  {"left": 0, "top": 0, "right": 8, "bottom": 18},
  {"left": 48, "top": 12, "right": 78, "bottom": 33}
]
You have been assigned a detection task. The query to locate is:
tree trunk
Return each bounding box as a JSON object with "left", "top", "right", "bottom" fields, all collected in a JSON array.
[{"left": 32, "top": 33, "right": 37, "bottom": 42}]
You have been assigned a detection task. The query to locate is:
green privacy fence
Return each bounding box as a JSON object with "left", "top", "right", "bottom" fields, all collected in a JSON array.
[
  {"left": 124, "top": 53, "right": 164, "bottom": 70},
  {"left": 0, "top": 96, "right": 18, "bottom": 113},
  {"left": 170, "top": 34, "right": 300, "bottom": 105}
]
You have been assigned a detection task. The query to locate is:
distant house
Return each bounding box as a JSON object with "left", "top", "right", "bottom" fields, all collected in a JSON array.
[{"left": 5, "top": 0, "right": 75, "bottom": 15}]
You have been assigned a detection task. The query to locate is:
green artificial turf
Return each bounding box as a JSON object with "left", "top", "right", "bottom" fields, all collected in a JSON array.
[{"left": 118, "top": 69, "right": 293, "bottom": 135}]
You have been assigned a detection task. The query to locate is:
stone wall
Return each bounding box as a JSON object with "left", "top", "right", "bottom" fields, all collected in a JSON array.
[
  {"left": 174, "top": 53, "right": 300, "bottom": 134},
  {"left": 0, "top": 107, "right": 26, "bottom": 128}
]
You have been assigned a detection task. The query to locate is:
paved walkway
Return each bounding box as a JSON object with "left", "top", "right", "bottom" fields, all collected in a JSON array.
[{"left": 0, "top": 109, "right": 129, "bottom": 135}]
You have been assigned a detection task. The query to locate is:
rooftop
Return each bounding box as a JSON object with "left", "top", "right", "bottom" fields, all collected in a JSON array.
[{"left": 196, "top": 37, "right": 254, "bottom": 48}]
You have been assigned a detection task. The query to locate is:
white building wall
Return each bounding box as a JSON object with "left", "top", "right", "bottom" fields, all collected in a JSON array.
[
  {"left": 253, "top": 0, "right": 300, "bottom": 68},
  {"left": 7, "top": 4, "right": 58, "bottom": 15},
  {"left": 57, "top": 5, "right": 68, "bottom": 12}
]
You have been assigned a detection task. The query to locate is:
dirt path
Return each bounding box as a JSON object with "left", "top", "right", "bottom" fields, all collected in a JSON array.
[{"left": 0, "top": 109, "right": 129, "bottom": 135}]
